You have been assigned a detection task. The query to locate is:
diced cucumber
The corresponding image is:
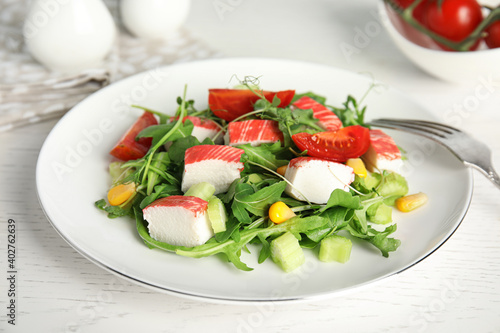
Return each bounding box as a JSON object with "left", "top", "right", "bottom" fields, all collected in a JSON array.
[
  {"left": 207, "top": 196, "right": 227, "bottom": 233},
  {"left": 270, "top": 232, "right": 305, "bottom": 273},
  {"left": 184, "top": 182, "right": 216, "bottom": 201},
  {"left": 319, "top": 234, "right": 352, "bottom": 263},
  {"left": 377, "top": 172, "right": 408, "bottom": 205},
  {"left": 109, "top": 161, "right": 124, "bottom": 184},
  {"left": 367, "top": 202, "right": 393, "bottom": 224},
  {"left": 246, "top": 173, "right": 263, "bottom": 184},
  {"left": 364, "top": 172, "right": 382, "bottom": 190}
]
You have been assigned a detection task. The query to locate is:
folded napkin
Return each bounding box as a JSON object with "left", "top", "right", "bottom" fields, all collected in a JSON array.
[
  {"left": 0, "top": 69, "right": 111, "bottom": 131},
  {"left": 0, "top": 0, "right": 220, "bottom": 132}
]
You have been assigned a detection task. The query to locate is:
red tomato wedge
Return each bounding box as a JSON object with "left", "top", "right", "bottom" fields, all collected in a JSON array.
[
  {"left": 208, "top": 89, "right": 295, "bottom": 121},
  {"left": 292, "top": 125, "right": 371, "bottom": 163},
  {"left": 109, "top": 111, "right": 158, "bottom": 161}
]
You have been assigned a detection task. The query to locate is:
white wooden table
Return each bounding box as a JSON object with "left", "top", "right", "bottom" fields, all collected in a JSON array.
[{"left": 1, "top": 0, "right": 500, "bottom": 332}]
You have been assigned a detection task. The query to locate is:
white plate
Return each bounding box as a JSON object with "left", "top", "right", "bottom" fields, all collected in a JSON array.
[{"left": 36, "top": 58, "right": 473, "bottom": 304}]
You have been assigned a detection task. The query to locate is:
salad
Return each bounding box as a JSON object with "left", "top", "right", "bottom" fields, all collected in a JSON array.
[{"left": 95, "top": 81, "right": 428, "bottom": 273}]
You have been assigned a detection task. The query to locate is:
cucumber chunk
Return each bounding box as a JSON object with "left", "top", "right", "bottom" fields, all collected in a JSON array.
[
  {"left": 109, "top": 161, "right": 132, "bottom": 185},
  {"left": 270, "top": 232, "right": 305, "bottom": 273},
  {"left": 377, "top": 172, "right": 408, "bottom": 205},
  {"left": 364, "top": 172, "right": 382, "bottom": 190},
  {"left": 246, "top": 173, "right": 263, "bottom": 184},
  {"left": 367, "top": 202, "right": 393, "bottom": 224},
  {"left": 184, "top": 182, "right": 216, "bottom": 201},
  {"left": 319, "top": 235, "right": 352, "bottom": 263},
  {"left": 207, "top": 196, "right": 227, "bottom": 233}
]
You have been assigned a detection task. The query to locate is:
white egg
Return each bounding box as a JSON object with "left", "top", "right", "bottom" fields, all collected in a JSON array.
[
  {"left": 120, "top": 0, "right": 191, "bottom": 39},
  {"left": 23, "top": 0, "right": 117, "bottom": 73}
]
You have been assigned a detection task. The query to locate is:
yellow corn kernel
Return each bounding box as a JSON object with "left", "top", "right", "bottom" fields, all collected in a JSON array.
[
  {"left": 346, "top": 158, "right": 367, "bottom": 178},
  {"left": 107, "top": 183, "right": 136, "bottom": 206},
  {"left": 269, "top": 201, "right": 296, "bottom": 224},
  {"left": 276, "top": 165, "right": 288, "bottom": 176},
  {"left": 396, "top": 192, "right": 428, "bottom": 212}
]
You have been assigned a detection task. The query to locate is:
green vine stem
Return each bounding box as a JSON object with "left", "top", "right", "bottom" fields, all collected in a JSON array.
[{"left": 383, "top": 0, "right": 500, "bottom": 51}]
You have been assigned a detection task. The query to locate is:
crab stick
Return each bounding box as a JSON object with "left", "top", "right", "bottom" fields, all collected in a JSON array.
[
  {"left": 291, "top": 96, "right": 343, "bottom": 131},
  {"left": 181, "top": 145, "right": 244, "bottom": 195},
  {"left": 362, "top": 129, "right": 403, "bottom": 173},
  {"left": 143, "top": 196, "right": 213, "bottom": 247},
  {"left": 284, "top": 157, "right": 355, "bottom": 204},
  {"left": 225, "top": 119, "right": 284, "bottom": 146},
  {"left": 170, "top": 115, "right": 224, "bottom": 144}
]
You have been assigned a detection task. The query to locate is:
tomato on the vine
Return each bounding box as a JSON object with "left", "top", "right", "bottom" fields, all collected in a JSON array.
[
  {"left": 291, "top": 125, "right": 371, "bottom": 163},
  {"left": 392, "top": 0, "right": 428, "bottom": 24},
  {"left": 424, "top": 0, "right": 483, "bottom": 50},
  {"left": 385, "top": 0, "right": 438, "bottom": 49},
  {"left": 485, "top": 20, "right": 500, "bottom": 49}
]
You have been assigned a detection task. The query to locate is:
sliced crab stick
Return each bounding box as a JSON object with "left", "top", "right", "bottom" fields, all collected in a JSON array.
[
  {"left": 143, "top": 195, "right": 213, "bottom": 247},
  {"left": 181, "top": 145, "right": 244, "bottom": 195},
  {"left": 284, "top": 157, "right": 355, "bottom": 204},
  {"left": 291, "top": 96, "right": 343, "bottom": 131},
  {"left": 225, "top": 119, "right": 284, "bottom": 146},
  {"left": 362, "top": 129, "right": 403, "bottom": 173},
  {"left": 170, "top": 115, "right": 224, "bottom": 144}
]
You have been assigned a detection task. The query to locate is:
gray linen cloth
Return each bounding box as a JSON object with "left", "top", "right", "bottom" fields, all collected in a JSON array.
[{"left": 0, "top": 0, "right": 220, "bottom": 131}]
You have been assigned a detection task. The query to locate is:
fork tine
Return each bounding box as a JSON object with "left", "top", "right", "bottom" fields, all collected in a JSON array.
[
  {"left": 369, "top": 118, "right": 500, "bottom": 190},
  {"left": 369, "top": 118, "right": 449, "bottom": 140},
  {"left": 376, "top": 118, "right": 459, "bottom": 135}
]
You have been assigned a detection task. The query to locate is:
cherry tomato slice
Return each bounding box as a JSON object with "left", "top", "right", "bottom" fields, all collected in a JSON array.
[
  {"left": 209, "top": 89, "right": 295, "bottom": 121},
  {"left": 292, "top": 125, "right": 371, "bottom": 163},
  {"left": 109, "top": 111, "right": 158, "bottom": 161}
]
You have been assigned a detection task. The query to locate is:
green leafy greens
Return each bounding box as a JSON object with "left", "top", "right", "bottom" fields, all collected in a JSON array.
[{"left": 96, "top": 83, "right": 405, "bottom": 272}]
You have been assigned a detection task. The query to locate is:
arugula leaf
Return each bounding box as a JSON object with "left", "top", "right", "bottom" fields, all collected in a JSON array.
[
  {"left": 330, "top": 95, "right": 369, "bottom": 128},
  {"left": 305, "top": 206, "right": 354, "bottom": 243},
  {"left": 137, "top": 120, "right": 194, "bottom": 147},
  {"left": 345, "top": 220, "right": 400, "bottom": 257},
  {"left": 368, "top": 225, "right": 401, "bottom": 257},
  {"left": 95, "top": 199, "right": 132, "bottom": 218},
  {"left": 257, "top": 234, "right": 271, "bottom": 264},
  {"left": 289, "top": 108, "right": 323, "bottom": 134},
  {"left": 167, "top": 136, "right": 214, "bottom": 165},
  {"left": 139, "top": 183, "right": 182, "bottom": 209},
  {"left": 231, "top": 182, "right": 255, "bottom": 224},
  {"left": 214, "top": 215, "right": 241, "bottom": 242},
  {"left": 175, "top": 215, "right": 329, "bottom": 270},
  {"left": 353, "top": 196, "right": 384, "bottom": 234},
  {"left": 233, "top": 181, "right": 287, "bottom": 217},
  {"left": 317, "top": 189, "right": 362, "bottom": 213},
  {"left": 239, "top": 142, "right": 290, "bottom": 170},
  {"left": 253, "top": 98, "right": 322, "bottom": 148},
  {"left": 291, "top": 91, "right": 327, "bottom": 104}
]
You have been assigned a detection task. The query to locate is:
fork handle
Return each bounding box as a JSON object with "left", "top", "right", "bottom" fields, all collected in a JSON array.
[
  {"left": 467, "top": 163, "right": 500, "bottom": 190},
  {"left": 487, "top": 169, "right": 500, "bottom": 190}
]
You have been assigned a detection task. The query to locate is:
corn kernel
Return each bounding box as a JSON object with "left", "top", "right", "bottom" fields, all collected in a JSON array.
[
  {"left": 346, "top": 158, "right": 367, "bottom": 178},
  {"left": 276, "top": 165, "right": 288, "bottom": 176},
  {"left": 396, "top": 192, "right": 428, "bottom": 212},
  {"left": 107, "top": 183, "right": 136, "bottom": 206},
  {"left": 269, "top": 201, "right": 296, "bottom": 224}
]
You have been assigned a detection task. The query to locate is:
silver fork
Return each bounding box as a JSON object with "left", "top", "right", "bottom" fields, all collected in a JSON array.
[{"left": 368, "top": 118, "right": 500, "bottom": 189}]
